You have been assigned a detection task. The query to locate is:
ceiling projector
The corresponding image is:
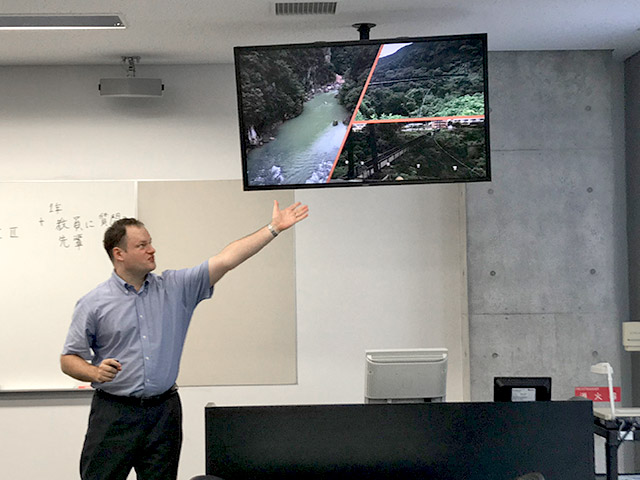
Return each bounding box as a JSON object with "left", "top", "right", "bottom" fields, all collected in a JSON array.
[
  {"left": 99, "top": 77, "right": 164, "bottom": 97},
  {"left": 99, "top": 56, "right": 163, "bottom": 97}
]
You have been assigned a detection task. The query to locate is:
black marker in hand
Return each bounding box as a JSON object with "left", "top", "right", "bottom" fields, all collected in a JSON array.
[{"left": 96, "top": 358, "right": 122, "bottom": 383}]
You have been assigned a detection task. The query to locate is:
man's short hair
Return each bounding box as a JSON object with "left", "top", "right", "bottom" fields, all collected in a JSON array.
[{"left": 103, "top": 218, "right": 145, "bottom": 262}]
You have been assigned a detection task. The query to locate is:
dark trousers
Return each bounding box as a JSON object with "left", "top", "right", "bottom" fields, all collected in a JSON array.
[{"left": 80, "top": 389, "right": 182, "bottom": 480}]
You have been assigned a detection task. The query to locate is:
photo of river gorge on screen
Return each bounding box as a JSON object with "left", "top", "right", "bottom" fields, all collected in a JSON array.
[{"left": 235, "top": 35, "right": 489, "bottom": 189}]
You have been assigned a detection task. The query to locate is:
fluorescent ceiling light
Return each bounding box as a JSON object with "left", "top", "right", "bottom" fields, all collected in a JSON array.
[{"left": 0, "top": 15, "right": 125, "bottom": 30}]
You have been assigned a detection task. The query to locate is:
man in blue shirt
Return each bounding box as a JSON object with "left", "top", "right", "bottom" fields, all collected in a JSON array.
[{"left": 61, "top": 200, "right": 309, "bottom": 480}]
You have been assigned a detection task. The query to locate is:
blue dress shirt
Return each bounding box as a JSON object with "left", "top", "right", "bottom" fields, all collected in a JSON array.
[{"left": 62, "top": 260, "right": 213, "bottom": 397}]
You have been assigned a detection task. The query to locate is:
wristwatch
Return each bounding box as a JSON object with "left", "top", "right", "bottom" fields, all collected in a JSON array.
[{"left": 267, "top": 223, "right": 279, "bottom": 238}]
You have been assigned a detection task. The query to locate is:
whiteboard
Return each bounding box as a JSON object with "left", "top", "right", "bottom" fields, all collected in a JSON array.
[{"left": 0, "top": 182, "right": 136, "bottom": 391}]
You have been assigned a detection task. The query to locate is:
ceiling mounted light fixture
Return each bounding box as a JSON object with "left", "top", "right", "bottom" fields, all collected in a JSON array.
[{"left": 0, "top": 14, "right": 125, "bottom": 30}]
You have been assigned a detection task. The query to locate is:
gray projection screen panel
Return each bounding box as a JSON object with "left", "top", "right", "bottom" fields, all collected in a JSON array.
[{"left": 137, "top": 180, "right": 297, "bottom": 386}]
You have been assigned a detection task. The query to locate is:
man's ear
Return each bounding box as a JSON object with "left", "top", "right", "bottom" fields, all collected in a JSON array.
[{"left": 112, "top": 247, "right": 125, "bottom": 262}]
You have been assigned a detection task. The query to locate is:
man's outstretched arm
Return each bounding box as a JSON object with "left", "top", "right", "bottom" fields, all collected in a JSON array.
[{"left": 208, "top": 200, "right": 308, "bottom": 286}]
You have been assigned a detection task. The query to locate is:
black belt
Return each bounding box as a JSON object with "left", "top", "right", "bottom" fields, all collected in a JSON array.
[{"left": 96, "top": 384, "right": 178, "bottom": 407}]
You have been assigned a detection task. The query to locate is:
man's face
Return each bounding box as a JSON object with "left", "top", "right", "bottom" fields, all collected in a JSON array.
[{"left": 119, "top": 225, "right": 156, "bottom": 275}]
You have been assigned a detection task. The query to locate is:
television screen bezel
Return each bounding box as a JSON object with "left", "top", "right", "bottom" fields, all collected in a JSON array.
[
  {"left": 493, "top": 376, "right": 552, "bottom": 402},
  {"left": 233, "top": 32, "right": 491, "bottom": 191}
]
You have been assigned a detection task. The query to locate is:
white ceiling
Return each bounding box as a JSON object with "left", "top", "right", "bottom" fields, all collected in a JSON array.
[{"left": 0, "top": 0, "right": 639, "bottom": 66}]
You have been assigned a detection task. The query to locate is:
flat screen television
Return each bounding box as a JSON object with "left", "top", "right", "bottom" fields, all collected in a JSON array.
[
  {"left": 234, "top": 33, "right": 490, "bottom": 190},
  {"left": 494, "top": 377, "right": 552, "bottom": 402}
]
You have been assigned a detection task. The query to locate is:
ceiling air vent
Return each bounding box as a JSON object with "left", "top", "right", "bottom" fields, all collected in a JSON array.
[{"left": 275, "top": 2, "right": 337, "bottom": 15}]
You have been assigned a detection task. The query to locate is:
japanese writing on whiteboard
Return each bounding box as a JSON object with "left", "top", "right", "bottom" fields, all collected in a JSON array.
[{"left": 0, "top": 201, "right": 124, "bottom": 251}]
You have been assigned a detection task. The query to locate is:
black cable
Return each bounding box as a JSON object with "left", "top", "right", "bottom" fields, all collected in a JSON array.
[{"left": 615, "top": 418, "right": 637, "bottom": 449}]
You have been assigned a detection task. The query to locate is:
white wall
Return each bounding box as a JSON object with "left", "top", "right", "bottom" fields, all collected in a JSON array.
[{"left": 0, "top": 64, "right": 468, "bottom": 480}]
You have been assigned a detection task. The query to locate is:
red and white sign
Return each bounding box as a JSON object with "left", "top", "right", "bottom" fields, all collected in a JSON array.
[{"left": 575, "top": 386, "right": 621, "bottom": 402}]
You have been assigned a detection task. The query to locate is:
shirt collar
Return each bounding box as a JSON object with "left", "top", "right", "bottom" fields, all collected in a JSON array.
[{"left": 110, "top": 270, "right": 152, "bottom": 294}]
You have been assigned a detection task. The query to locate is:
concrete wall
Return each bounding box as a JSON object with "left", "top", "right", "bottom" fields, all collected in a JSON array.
[
  {"left": 467, "top": 50, "right": 628, "bottom": 400},
  {"left": 625, "top": 49, "right": 640, "bottom": 471},
  {"left": 627, "top": 51, "right": 640, "bottom": 389},
  {"left": 467, "top": 50, "right": 629, "bottom": 471}
]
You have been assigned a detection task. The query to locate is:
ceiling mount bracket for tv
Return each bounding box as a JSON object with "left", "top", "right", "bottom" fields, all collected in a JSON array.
[{"left": 352, "top": 23, "right": 376, "bottom": 40}]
